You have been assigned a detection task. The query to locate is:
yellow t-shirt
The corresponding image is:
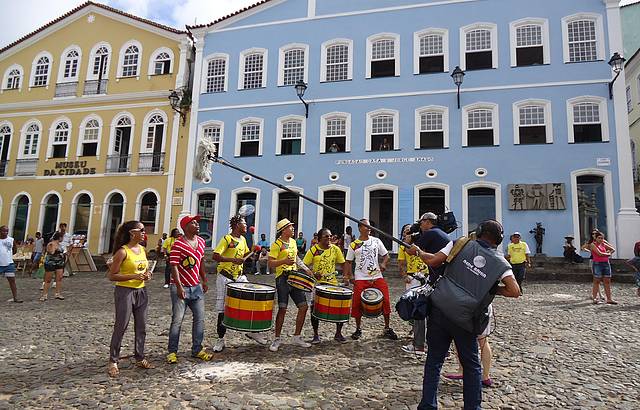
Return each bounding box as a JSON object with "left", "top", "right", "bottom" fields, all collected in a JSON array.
[
  {"left": 213, "top": 234, "right": 249, "bottom": 279},
  {"left": 398, "top": 245, "right": 429, "bottom": 274},
  {"left": 116, "top": 245, "right": 147, "bottom": 289},
  {"left": 303, "top": 244, "right": 345, "bottom": 285},
  {"left": 269, "top": 237, "right": 297, "bottom": 278},
  {"left": 162, "top": 237, "right": 177, "bottom": 253},
  {"left": 507, "top": 241, "right": 529, "bottom": 265}
]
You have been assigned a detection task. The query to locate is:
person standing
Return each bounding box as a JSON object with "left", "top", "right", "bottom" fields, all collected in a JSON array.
[
  {"left": 303, "top": 228, "right": 347, "bottom": 344},
  {"left": 268, "top": 218, "right": 313, "bottom": 352},
  {"left": 589, "top": 232, "right": 617, "bottom": 305},
  {"left": 257, "top": 233, "right": 270, "bottom": 250},
  {"left": 0, "top": 226, "right": 22, "bottom": 303},
  {"left": 344, "top": 219, "right": 397, "bottom": 341},
  {"left": 212, "top": 215, "right": 268, "bottom": 352},
  {"left": 106, "top": 220, "right": 153, "bottom": 377},
  {"left": 166, "top": 215, "right": 213, "bottom": 363},
  {"left": 40, "top": 232, "right": 66, "bottom": 301},
  {"left": 156, "top": 233, "right": 167, "bottom": 261},
  {"left": 29, "top": 232, "right": 44, "bottom": 276},
  {"left": 161, "top": 229, "right": 180, "bottom": 289},
  {"left": 414, "top": 213, "right": 451, "bottom": 282},
  {"left": 505, "top": 232, "right": 531, "bottom": 292},
  {"left": 296, "top": 232, "right": 307, "bottom": 254}
]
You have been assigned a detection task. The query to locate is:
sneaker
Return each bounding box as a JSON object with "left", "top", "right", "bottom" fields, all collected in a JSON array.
[
  {"left": 291, "top": 335, "right": 311, "bottom": 348},
  {"left": 39, "top": 282, "right": 44, "bottom": 291},
  {"left": 163, "top": 284, "right": 169, "bottom": 289},
  {"left": 310, "top": 335, "right": 321, "bottom": 344},
  {"left": 351, "top": 329, "right": 362, "bottom": 340},
  {"left": 193, "top": 350, "right": 213, "bottom": 361},
  {"left": 401, "top": 344, "right": 426, "bottom": 355},
  {"left": 245, "top": 332, "right": 269, "bottom": 345},
  {"left": 213, "top": 338, "right": 225, "bottom": 352},
  {"left": 52, "top": 281, "right": 57, "bottom": 288},
  {"left": 269, "top": 338, "right": 282, "bottom": 352},
  {"left": 334, "top": 334, "right": 348, "bottom": 344},
  {"left": 55, "top": 294, "right": 64, "bottom": 300},
  {"left": 166, "top": 352, "right": 178, "bottom": 364},
  {"left": 482, "top": 378, "right": 494, "bottom": 387},
  {"left": 383, "top": 328, "right": 399, "bottom": 340}
]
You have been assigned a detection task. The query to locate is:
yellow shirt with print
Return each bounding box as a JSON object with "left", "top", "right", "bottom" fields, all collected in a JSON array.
[
  {"left": 162, "top": 237, "right": 177, "bottom": 254},
  {"left": 507, "top": 242, "right": 529, "bottom": 264},
  {"left": 303, "top": 244, "right": 345, "bottom": 285},
  {"left": 214, "top": 234, "right": 249, "bottom": 280},
  {"left": 269, "top": 238, "right": 297, "bottom": 278},
  {"left": 398, "top": 245, "right": 429, "bottom": 275},
  {"left": 116, "top": 245, "right": 148, "bottom": 289}
]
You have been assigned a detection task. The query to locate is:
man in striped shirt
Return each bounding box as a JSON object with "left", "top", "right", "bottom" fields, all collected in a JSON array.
[{"left": 166, "top": 215, "right": 213, "bottom": 363}]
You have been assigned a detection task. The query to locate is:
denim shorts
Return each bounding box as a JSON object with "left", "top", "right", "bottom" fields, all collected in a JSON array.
[
  {"left": 276, "top": 274, "right": 307, "bottom": 308},
  {"left": 592, "top": 261, "right": 612, "bottom": 278},
  {"left": 0, "top": 263, "right": 16, "bottom": 278}
]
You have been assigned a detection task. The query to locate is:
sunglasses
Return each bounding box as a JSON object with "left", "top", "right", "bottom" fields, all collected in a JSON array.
[{"left": 130, "top": 228, "right": 146, "bottom": 233}]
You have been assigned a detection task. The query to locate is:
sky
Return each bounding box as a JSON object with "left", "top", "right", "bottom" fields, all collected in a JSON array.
[{"left": 1, "top": 0, "right": 640, "bottom": 49}]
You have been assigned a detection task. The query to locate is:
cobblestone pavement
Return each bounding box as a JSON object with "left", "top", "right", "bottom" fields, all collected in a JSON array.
[{"left": 1, "top": 272, "right": 639, "bottom": 409}]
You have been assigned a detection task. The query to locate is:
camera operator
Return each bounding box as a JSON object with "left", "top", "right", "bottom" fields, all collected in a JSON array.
[
  {"left": 413, "top": 212, "right": 450, "bottom": 280},
  {"left": 411, "top": 220, "right": 520, "bottom": 410}
]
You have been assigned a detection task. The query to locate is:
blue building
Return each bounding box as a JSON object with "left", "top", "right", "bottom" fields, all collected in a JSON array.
[{"left": 181, "top": 0, "right": 640, "bottom": 258}]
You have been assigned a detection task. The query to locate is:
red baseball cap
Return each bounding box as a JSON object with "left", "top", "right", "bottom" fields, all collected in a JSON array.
[{"left": 180, "top": 215, "right": 201, "bottom": 231}]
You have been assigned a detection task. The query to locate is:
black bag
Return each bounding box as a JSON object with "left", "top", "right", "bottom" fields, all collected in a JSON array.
[
  {"left": 437, "top": 211, "right": 458, "bottom": 234},
  {"left": 395, "top": 285, "right": 433, "bottom": 321}
]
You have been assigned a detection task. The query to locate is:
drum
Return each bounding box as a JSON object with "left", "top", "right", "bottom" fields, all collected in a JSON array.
[
  {"left": 223, "top": 282, "right": 276, "bottom": 332},
  {"left": 361, "top": 287, "right": 384, "bottom": 318},
  {"left": 312, "top": 284, "right": 353, "bottom": 323},
  {"left": 287, "top": 270, "right": 316, "bottom": 292}
]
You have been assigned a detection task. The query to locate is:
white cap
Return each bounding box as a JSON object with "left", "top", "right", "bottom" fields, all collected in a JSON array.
[
  {"left": 512, "top": 231, "right": 521, "bottom": 236},
  {"left": 420, "top": 212, "right": 438, "bottom": 221}
]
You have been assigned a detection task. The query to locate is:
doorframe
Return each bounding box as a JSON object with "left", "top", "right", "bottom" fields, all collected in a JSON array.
[
  {"left": 364, "top": 183, "right": 399, "bottom": 252},
  {"left": 570, "top": 168, "right": 615, "bottom": 250},
  {"left": 99, "top": 189, "right": 127, "bottom": 254}
]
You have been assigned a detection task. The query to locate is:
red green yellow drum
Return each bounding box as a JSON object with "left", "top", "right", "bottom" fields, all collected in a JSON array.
[
  {"left": 223, "top": 283, "right": 275, "bottom": 332},
  {"left": 361, "top": 287, "right": 384, "bottom": 318},
  {"left": 287, "top": 270, "right": 316, "bottom": 292},
  {"left": 312, "top": 284, "right": 353, "bottom": 323}
]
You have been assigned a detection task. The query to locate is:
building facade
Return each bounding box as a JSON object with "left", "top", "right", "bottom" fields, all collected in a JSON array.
[
  {"left": 625, "top": 48, "right": 640, "bottom": 206},
  {"left": 185, "top": 0, "right": 640, "bottom": 257},
  {"left": 0, "top": 2, "right": 192, "bottom": 254}
]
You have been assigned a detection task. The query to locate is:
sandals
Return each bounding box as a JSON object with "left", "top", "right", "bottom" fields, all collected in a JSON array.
[
  {"left": 444, "top": 373, "right": 464, "bottom": 380},
  {"left": 39, "top": 295, "right": 47, "bottom": 302},
  {"left": 107, "top": 362, "right": 119, "bottom": 377},
  {"left": 55, "top": 294, "right": 65, "bottom": 300},
  {"left": 135, "top": 358, "right": 155, "bottom": 369},
  {"left": 193, "top": 350, "right": 213, "bottom": 361},
  {"left": 606, "top": 300, "right": 618, "bottom": 305}
]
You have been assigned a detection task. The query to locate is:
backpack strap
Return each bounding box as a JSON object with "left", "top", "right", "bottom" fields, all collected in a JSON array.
[{"left": 445, "top": 236, "right": 472, "bottom": 264}]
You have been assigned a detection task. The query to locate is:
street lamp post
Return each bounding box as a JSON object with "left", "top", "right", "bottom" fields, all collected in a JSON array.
[
  {"left": 451, "top": 66, "right": 465, "bottom": 109},
  {"left": 168, "top": 88, "right": 191, "bottom": 126},
  {"left": 294, "top": 80, "right": 309, "bottom": 118},
  {"left": 608, "top": 52, "right": 626, "bottom": 100}
]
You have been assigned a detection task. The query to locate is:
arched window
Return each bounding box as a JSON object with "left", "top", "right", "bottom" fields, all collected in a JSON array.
[
  {"left": 4, "top": 66, "right": 22, "bottom": 90},
  {"left": 41, "top": 194, "right": 60, "bottom": 241},
  {"left": 73, "top": 193, "right": 92, "bottom": 234},
  {"left": 202, "top": 122, "right": 223, "bottom": 155},
  {"left": 462, "top": 103, "right": 499, "bottom": 147},
  {"left": 141, "top": 114, "right": 165, "bottom": 172},
  {"left": 567, "top": 97, "right": 608, "bottom": 143},
  {"left": 139, "top": 192, "right": 158, "bottom": 233},
  {"left": 276, "top": 116, "right": 305, "bottom": 155},
  {"left": 367, "top": 110, "right": 399, "bottom": 151},
  {"left": 279, "top": 44, "right": 308, "bottom": 86},
  {"left": 87, "top": 44, "right": 111, "bottom": 80},
  {"left": 61, "top": 49, "right": 80, "bottom": 81},
  {"left": 197, "top": 193, "right": 216, "bottom": 247},
  {"left": 367, "top": 33, "right": 400, "bottom": 78},
  {"left": 0, "top": 125, "right": 12, "bottom": 176},
  {"left": 239, "top": 48, "right": 267, "bottom": 89},
  {"left": 32, "top": 55, "right": 51, "bottom": 87},
  {"left": 121, "top": 44, "right": 140, "bottom": 77},
  {"left": 414, "top": 29, "right": 448, "bottom": 74},
  {"left": 321, "top": 39, "right": 352, "bottom": 82},
  {"left": 80, "top": 118, "right": 100, "bottom": 156},
  {"left": 50, "top": 121, "right": 70, "bottom": 158},
  {"left": 513, "top": 100, "right": 552, "bottom": 144},
  {"left": 12, "top": 195, "right": 30, "bottom": 241},
  {"left": 416, "top": 106, "right": 448, "bottom": 149},
  {"left": 154, "top": 52, "right": 171, "bottom": 75},
  {"left": 321, "top": 113, "right": 351, "bottom": 153},
  {"left": 235, "top": 118, "right": 263, "bottom": 157},
  {"left": 204, "top": 55, "right": 228, "bottom": 93},
  {"left": 22, "top": 123, "right": 40, "bottom": 157},
  {"left": 509, "top": 19, "right": 550, "bottom": 67},
  {"left": 461, "top": 23, "right": 498, "bottom": 70}
]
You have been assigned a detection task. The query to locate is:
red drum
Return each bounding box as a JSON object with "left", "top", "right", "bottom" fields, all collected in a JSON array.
[
  {"left": 287, "top": 271, "right": 316, "bottom": 292},
  {"left": 223, "top": 283, "right": 275, "bottom": 332},
  {"left": 312, "top": 284, "right": 353, "bottom": 323},
  {"left": 361, "top": 287, "right": 384, "bottom": 318}
]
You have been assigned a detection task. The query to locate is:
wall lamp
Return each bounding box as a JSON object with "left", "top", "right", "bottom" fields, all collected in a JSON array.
[
  {"left": 168, "top": 87, "right": 192, "bottom": 126},
  {"left": 608, "top": 52, "right": 626, "bottom": 100},
  {"left": 451, "top": 66, "right": 465, "bottom": 109},
  {"left": 294, "top": 80, "right": 309, "bottom": 118}
]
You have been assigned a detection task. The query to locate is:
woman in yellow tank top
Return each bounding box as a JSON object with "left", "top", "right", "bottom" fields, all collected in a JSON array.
[{"left": 106, "top": 220, "right": 153, "bottom": 377}]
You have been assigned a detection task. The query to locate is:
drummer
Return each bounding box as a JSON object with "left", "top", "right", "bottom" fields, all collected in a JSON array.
[
  {"left": 268, "top": 218, "right": 313, "bottom": 352},
  {"left": 212, "top": 215, "right": 268, "bottom": 352},
  {"left": 303, "top": 228, "right": 347, "bottom": 344},
  {"left": 344, "top": 218, "right": 398, "bottom": 341}
]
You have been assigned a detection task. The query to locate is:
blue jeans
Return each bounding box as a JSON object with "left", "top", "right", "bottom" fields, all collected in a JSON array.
[
  {"left": 168, "top": 284, "right": 205, "bottom": 356},
  {"left": 419, "top": 307, "right": 482, "bottom": 410}
]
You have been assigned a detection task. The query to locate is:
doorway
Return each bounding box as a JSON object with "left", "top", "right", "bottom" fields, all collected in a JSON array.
[
  {"left": 368, "top": 189, "right": 394, "bottom": 250},
  {"left": 106, "top": 193, "right": 124, "bottom": 253}
]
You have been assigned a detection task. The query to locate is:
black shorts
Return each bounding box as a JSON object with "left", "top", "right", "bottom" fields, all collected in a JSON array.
[{"left": 276, "top": 274, "right": 307, "bottom": 308}]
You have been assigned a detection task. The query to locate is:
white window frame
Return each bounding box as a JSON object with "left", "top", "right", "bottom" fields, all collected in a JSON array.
[
  {"left": 29, "top": 51, "right": 53, "bottom": 88},
  {"left": 107, "top": 112, "right": 135, "bottom": 156},
  {"left": 238, "top": 48, "right": 268, "bottom": 90},
  {"left": 2, "top": 64, "right": 24, "bottom": 92},
  {"left": 320, "top": 112, "right": 351, "bottom": 153},
  {"left": 70, "top": 190, "right": 94, "bottom": 239},
  {"left": 366, "top": 33, "right": 401, "bottom": 78},
  {"left": 566, "top": 96, "right": 609, "bottom": 143},
  {"left": 199, "top": 120, "right": 225, "bottom": 156},
  {"left": 414, "top": 105, "right": 449, "bottom": 149},
  {"left": 201, "top": 53, "right": 229, "bottom": 93},
  {"left": 57, "top": 45, "right": 82, "bottom": 83},
  {"left": 512, "top": 99, "right": 553, "bottom": 144},
  {"left": 235, "top": 117, "right": 264, "bottom": 157},
  {"left": 136, "top": 189, "right": 161, "bottom": 235},
  {"left": 509, "top": 18, "right": 550, "bottom": 67},
  {"left": 278, "top": 43, "right": 309, "bottom": 87},
  {"left": 87, "top": 42, "right": 112, "bottom": 80},
  {"left": 320, "top": 38, "right": 353, "bottom": 82},
  {"left": 117, "top": 40, "right": 143, "bottom": 78},
  {"left": 366, "top": 109, "right": 400, "bottom": 151},
  {"left": 561, "top": 13, "right": 605, "bottom": 63},
  {"left": 18, "top": 120, "right": 42, "bottom": 159},
  {"left": 462, "top": 102, "right": 500, "bottom": 146},
  {"left": 276, "top": 115, "right": 306, "bottom": 155},
  {"left": 47, "top": 117, "right": 72, "bottom": 159},
  {"left": 147, "top": 47, "right": 174, "bottom": 77},
  {"left": 413, "top": 28, "right": 449, "bottom": 74},
  {"left": 140, "top": 110, "right": 168, "bottom": 154},
  {"left": 77, "top": 114, "right": 103, "bottom": 158},
  {"left": 460, "top": 23, "right": 498, "bottom": 70},
  {"left": 0, "top": 121, "right": 14, "bottom": 161}
]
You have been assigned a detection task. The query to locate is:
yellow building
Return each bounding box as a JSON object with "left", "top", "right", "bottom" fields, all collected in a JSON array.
[
  {"left": 0, "top": 2, "right": 192, "bottom": 254},
  {"left": 626, "top": 47, "right": 640, "bottom": 208}
]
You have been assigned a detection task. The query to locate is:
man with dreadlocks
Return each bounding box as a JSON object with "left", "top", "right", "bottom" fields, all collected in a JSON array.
[{"left": 212, "top": 215, "right": 268, "bottom": 351}]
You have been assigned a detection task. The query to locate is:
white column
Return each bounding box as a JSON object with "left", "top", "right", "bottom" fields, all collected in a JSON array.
[
  {"left": 604, "top": 0, "right": 640, "bottom": 258},
  {"left": 180, "top": 32, "right": 205, "bottom": 220},
  {"left": 307, "top": 0, "right": 316, "bottom": 18}
]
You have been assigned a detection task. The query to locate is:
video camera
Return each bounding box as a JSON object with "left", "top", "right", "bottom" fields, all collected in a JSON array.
[{"left": 408, "top": 211, "right": 458, "bottom": 236}]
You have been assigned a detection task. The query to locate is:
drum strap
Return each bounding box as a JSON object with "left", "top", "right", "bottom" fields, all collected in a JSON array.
[{"left": 219, "top": 270, "right": 235, "bottom": 281}]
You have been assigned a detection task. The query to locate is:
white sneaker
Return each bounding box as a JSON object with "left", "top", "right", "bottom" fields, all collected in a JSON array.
[
  {"left": 40, "top": 282, "right": 45, "bottom": 291},
  {"left": 291, "top": 335, "right": 311, "bottom": 348},
  {"left": 269, "top": 338, "right": 282, "bottom": 352},
  {"left": 163, "top": 284, "right": 169, "bottom": 289},
  {"left": 401, "top": 344, "right": 426, "bottom": 355},
  {"left": 245, "top": 332, "right": 269, "bottom": 345},
  {"left": 52, "top": 281, "right": 57, "bottom": 288},
  {"left": 213, "top": 338, "right": 225, "bottom": 352}
]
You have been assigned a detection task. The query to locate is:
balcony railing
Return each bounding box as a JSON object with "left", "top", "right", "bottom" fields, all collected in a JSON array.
[
  {"left": 106, "top": 154, "right": 131, "bottom": 173},
  {"left": 138, "top": 152, "right": 165, "bottom": 172},
  {"left": 55, "top": 82, "right": 78, "bottom": 97},
  {"left": 0, "top": 160, "right": 8, "bottom": 177},
  {"left": 83, "top": 79, "right": 108, "bottom": 95},
  {"left": 15, "top": 159, "right": 38, "bottom": 176}
]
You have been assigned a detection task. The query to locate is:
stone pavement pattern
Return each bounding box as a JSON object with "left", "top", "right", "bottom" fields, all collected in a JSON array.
[{"left": 1, "top": 273, "right": 639, "bottom": 409}]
